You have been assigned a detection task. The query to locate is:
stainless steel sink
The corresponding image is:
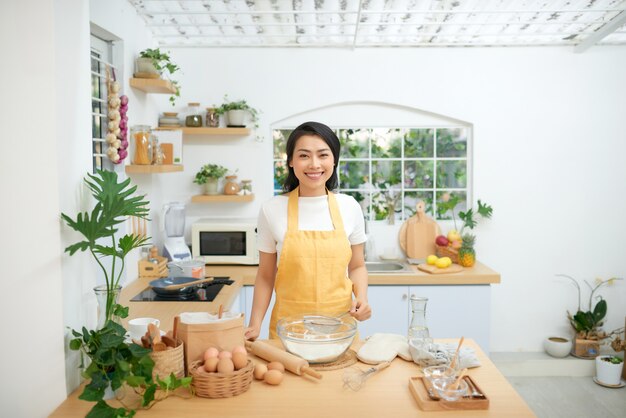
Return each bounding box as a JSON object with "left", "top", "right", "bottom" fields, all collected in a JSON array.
[{"left": 365, "top": 261, "right": 411, "bottom": 273}]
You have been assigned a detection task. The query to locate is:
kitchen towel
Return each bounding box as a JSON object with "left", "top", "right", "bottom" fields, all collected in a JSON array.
[{"left": 409, "top": 342, "right": 481, "bottom": 369}]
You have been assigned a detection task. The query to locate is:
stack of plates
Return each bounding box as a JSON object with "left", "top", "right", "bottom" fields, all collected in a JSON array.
[{"left": 159, "top": 112, "right": 181, "bottom": 127}]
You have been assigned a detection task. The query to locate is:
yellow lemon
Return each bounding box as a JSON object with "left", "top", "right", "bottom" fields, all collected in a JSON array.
[
  {"left": 435, "top": 258, "right": 448, "bottom": 269},
  {"left": 426, "top": 255, "right": 439, "bottom": 265},
  {"left": 440, "top": 257, "right": 452, "bottom": 267}
]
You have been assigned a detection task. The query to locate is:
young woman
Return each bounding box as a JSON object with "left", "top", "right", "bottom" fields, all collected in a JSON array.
[{"left": 245, "top": 121, "right": 371, "bottom": 340}]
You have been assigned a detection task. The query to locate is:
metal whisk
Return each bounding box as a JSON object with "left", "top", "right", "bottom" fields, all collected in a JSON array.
[{"left": 342, "top": 361, "right": 390, "bottom": 391}]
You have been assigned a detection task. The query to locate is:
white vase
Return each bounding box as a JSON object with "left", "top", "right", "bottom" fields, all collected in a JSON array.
[
  {"left": 227, "top": 109, "right": 246, "bottom": 126},
  {"left": 204, "top": 178, "right": 219, "bottom": 195},
  {"left": 595, "top": 355, "right": 624, "bottom": 385},
  {"left": 543, "top": 336, "right": 572, "bottom": 358},
  {"left": 135, "top": 57, "right": 159, "bottom": 75}
]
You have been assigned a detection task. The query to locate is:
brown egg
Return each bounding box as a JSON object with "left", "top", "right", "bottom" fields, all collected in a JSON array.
[
  {"left": 267, "top": 361, "right": 285, "bottom": 372},
  {"left": 232, "top": 345, "right": 247, "bottom": 355},
  {"left": 232, "top": 352, "right": 248, "bottom": 370},
  {"left": 264, "top": 369, "right": 284, "bottom": 385},
  {"left": 203, "top": 347, "right": 219, "bottom": 361},
  {"left": 253, "top": 363, "right": 268, "bottom": 380},
  {"left": 218, "top": 350, "right": 233, "bottom": 359},
  {"left": 217, "top": 358, "right": 235, "bottom": 374},
  {"left": 204, "top": 357, "right": 220, "bottom": 373}
]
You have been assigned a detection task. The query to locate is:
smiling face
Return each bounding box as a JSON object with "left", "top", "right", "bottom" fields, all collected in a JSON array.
[{"left": 289, "top": 134, "right": 335, "bottom": 196}]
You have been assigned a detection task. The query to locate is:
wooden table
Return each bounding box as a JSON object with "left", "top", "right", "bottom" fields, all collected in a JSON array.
[{"left": 50, "top": 339, "right": 535, "bottom": 417}]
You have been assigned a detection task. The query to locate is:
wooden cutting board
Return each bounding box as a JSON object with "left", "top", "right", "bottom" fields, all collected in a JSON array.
[
  {"left": 399, "top": 201, "right": 441, "bottom": 260},
  {"left": 416, "top": 263, "right": 464, "bottom": 274}
]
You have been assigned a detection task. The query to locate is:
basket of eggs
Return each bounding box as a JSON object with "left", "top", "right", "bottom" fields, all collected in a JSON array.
[{"left": 190, "top": 345, "right": 254, "bottom": 398}]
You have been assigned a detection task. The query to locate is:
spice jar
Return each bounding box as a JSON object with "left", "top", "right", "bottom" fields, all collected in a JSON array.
[
  {"left": 151, "top": 136, "right": 163, "bottom": 165},
  {"left": 131, "top": 125, "right": 152, "bottom": 165},
  {"left": 241, "top": 180, "right": 252, "bottom": 195},
  {"left": 223, "top": 175, "right": 241, "bottom": 195},
  {"left": 206, "top": 107, "right": 219, "bottom": 127},
  {"left": 185, "top": 102, "right": 203, "bottom": 127}
]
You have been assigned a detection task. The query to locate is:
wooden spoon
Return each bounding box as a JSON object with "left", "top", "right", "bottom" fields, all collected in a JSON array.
[
  {"left": 449, "top": 336, "right": 465, "bottom": 370},
  {"left": 159, "top": 277, "right": 214, "bottom": 291},
  {"left": 449, "top": 368, "right": 467, "bottom": 391},
  {"left": 148, "top": 323, "right": 166, "bottom": 352},
  {"left": 218, "top": 304, "right": 224, "bottom": 319},
  {"left": 172, "top": 316, "right": 180, "bottom": 340}
]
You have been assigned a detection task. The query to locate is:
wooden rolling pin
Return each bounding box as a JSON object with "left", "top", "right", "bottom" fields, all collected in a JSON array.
[{"left": 245, "top": 340, "right": 322, "bottom": 380}]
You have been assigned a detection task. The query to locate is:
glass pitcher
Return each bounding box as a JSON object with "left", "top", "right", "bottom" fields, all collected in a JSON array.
[{"left": 408, "top": 296, "right": 430, "bottom": 340}]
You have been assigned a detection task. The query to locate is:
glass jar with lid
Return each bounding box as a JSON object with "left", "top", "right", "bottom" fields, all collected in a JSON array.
[
  {"left": 131, "top": 125, "right": 152, "bottom": 165},
  {"left": 185, "top": 102, "right": 203, "bottom": 127},
  {"left": 206, "top": 107, "right": 219, "bottom": 127},
  {"left": 224, "top": 175, "right": 241, "bottom": 195},
  {"left": 241, "top": 179, "right": 252, "bottom": 195}
]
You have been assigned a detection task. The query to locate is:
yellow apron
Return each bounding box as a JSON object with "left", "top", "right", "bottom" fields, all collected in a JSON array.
[{"left": 269, "top": 187, "right": 353, "bottom": 339}]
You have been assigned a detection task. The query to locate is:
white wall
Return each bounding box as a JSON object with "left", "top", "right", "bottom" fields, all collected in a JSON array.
[
  {"left": 162, "top": 47, "right": 626, "bottom": 352},
  {"left": 0, "top": 1, "right": 66, "bottom": 417}
]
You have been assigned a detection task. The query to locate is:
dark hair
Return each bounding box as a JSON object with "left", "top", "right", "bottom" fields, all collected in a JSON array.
[{"left": 282, "top": 121, "right": 340, "bottom": 193}]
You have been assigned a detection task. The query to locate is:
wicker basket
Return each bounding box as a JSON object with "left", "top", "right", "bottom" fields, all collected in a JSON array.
[
  {"left": 435, "top": 245, "right": 460, "bottom": 264},
  {"left": 190, "top": 359, "right": 254, "bottom": 398},
  {"left": 150, "top": 339, "right": 185, "bottom": 381}
]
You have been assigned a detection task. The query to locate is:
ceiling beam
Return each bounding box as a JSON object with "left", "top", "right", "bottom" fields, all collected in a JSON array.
[{"left": 574, "top": 10, "right": 626, "bottom": 53}]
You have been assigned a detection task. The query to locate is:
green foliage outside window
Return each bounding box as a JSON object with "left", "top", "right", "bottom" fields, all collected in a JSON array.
[{"left": 272, "top": 126, "right": 469, "bottom": 220}]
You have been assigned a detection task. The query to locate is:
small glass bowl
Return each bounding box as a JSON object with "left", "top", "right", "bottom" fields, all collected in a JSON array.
[
  {"left": 432, "top": 378, "right": 468, "bottom": 401},
  {"left": 423, "top": 365, "right": 455, "bottom": 381}
]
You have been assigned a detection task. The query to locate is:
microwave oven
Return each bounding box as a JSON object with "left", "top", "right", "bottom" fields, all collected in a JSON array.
[{"left": 191, "top": 218, "right": 259, "bottom": 265}]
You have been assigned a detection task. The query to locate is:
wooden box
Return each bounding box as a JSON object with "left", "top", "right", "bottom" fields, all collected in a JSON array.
[
  {"left": 138, "top": 255, "right": 168, "bottom": 278},
  {"left": 572, "top": 338, "right": 600, "bottom": 358}
]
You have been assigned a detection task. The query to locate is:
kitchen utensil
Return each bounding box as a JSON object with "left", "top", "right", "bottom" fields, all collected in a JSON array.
[
  {"left": 149, "top": 323, "right": 167, "bottom": 352},
  {"left": 449, "top": 368, "right": 467, "bottom": 391},
  {"left": 148, "top": 277, "right": 213, "bottom": 296},
  {"left": 244, "top": 340, "right": 322, "bottom": 379},
  {"left": 463, "top": 376, "right": 486, "bottom": 398},
  {"left": 277, "top": 315, "right": 357, "bottom": 364},
  {"left": 172, "top": 315, "right": 180, "bottom": 340},
  {"left": 449, "top": 337, "right": 465, "bottom": 370},
  {"left": 169, "top": 259, "right": 206, "bottom": 279},
  {"left": 416, "top": 263, "right": 464, "bottom": 274},
  {"left": 128, "top": 317, "right": 160, "bottom": 340},
  {"left": 303, "top": 311, "right": 350, "bottom": 334},
  {"left": 161, "top": 335, "right": 177, "bottom": 348},
  {"left": 342, "top": 361, "right": 390, "bottom": 391},
  {"left": 218, "top": 304, "right": 224, "bottom": 319},
  {"left": 399, "top": 201, "right": 441, "bottom": 259}
]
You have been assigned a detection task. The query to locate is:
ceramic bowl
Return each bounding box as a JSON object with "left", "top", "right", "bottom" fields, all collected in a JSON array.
[{"left": 543, "top": 336, "right": 572, "bottom": 358}]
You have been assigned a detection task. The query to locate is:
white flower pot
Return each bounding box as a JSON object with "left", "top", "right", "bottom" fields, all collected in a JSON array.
[
  {"left": 204, "top": 178, "right": 219, "bottom": 195},
  {"left": 595, "top": 355, "right": 624, "bottom": 386},
  {"left": 543, "top": 336, "right": 572, "bottom": 358},
  {"left": 227, "top": 109, "right": 246, "bottom": 126},
  {"left": 135, "top": 57, "right": 159, "bottom": 75}
]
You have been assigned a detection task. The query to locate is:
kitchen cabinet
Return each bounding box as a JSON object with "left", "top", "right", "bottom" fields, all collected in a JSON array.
[{"left": 361, "top": 285, "right": 491, "bottom": 353}]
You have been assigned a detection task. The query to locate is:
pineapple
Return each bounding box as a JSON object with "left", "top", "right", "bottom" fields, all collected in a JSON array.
[{"left": 458, "top": 234, "right": 476, "bottom": 267}]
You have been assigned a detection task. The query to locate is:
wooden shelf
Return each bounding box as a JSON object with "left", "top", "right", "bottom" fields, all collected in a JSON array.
[
  {"left": 154, "top": 127, "right": 251, "bottom": 136},
  {"left": 191, "top": 194, "right": 255, "bottom": 203},
  {"left": 129, "top": 78, "right": 176, "bottom": 94},
  {"left": 125, "top": 164, "right": 184, "bottom": 174}
]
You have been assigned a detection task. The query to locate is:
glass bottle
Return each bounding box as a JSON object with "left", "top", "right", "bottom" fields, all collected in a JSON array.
[
  {"left": 223, "top": 175, "right": 240, "bottom": 195},
  {"left": 206, "top": 107, "right": 219, "bottom": 127},
  {"left": 241, "top": 179, "right": 252, "bottom": 195},
  {"left": 185, "top": 102, "right": 203, "bottom": 127},
  {"left": 408, "top": 296, "right": 430, "bottom": 340},
  {"left": 131, "top": 125, "right": 152, "bottom": 165}
]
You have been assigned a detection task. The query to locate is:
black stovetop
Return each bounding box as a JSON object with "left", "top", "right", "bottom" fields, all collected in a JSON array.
[{"left": 130, "top": 277, "right": 234, "bottom": 302}]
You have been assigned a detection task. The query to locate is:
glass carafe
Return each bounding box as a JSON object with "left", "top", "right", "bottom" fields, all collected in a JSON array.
[{"left": 408, "top": 296, "right": 430, "bottom": 340}]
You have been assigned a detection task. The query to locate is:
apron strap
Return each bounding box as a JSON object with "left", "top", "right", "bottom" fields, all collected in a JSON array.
[{"left": 286, "top": 186, "right": 346, "bottom": 232}]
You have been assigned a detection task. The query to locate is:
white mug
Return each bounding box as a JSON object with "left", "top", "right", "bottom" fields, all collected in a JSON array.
[{"left": 128, "top": 317, "right": 160, "bottom": 340}]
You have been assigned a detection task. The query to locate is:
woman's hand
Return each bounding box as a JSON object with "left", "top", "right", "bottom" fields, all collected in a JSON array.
[
  {"left": 244, "top": 326, "right": 260, "bottom": 341},
  {"left": 350, "top": 298, "right": 371, "bottom": 321}
]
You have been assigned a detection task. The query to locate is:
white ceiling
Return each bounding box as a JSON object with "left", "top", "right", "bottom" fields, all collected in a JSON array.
[{"left": 128, "top": 0, "right": 626, "bottom": 51}]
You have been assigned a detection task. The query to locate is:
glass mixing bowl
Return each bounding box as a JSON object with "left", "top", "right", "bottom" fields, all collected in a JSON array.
[{"left": 276, "top": 314, "right": 357, "bottom": 364}]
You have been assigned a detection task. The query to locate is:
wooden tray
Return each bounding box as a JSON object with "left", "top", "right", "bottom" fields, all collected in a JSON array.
[
  {"left": 409, "top": 376, "right": 489, "bottom": 411},
  {"left": 417, "top": 263, "right": 464, "bottom": 274}
]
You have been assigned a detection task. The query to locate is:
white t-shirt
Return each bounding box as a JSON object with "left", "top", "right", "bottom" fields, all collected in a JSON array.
[{"left": 257, "top": 193, "right": 367, "bottom": 263}]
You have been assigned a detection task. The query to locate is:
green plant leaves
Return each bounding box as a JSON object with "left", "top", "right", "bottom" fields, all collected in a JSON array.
[
  {"left": 86, "top": 400, "right": 136, "bottom": 418},
  {"left": 593, "top": 299, "right": 607, "bottom": 323}
]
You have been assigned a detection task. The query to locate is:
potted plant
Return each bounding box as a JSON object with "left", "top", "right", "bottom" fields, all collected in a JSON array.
[
  {"left": 63, "top": 170, "right": 191, "bottom": 416},
  {"left": 215, "top": 95, "right": 260, "bottom": 128},
  {"left": 136, "top": 48, "right": 181, "bottom": 106},
  {"left": 595, "top": 355, "right": 624, "bottom": 386},
  {"left": 556, "top": 274, "right": 623, "bottom": 358},
  {"left": 193, "top": 163, "right": 229, "bottom": 195}
]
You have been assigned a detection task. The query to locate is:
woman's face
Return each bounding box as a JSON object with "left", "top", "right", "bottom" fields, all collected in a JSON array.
[{"left": 289, "top": 134, "right": 335, "bottom": 196}]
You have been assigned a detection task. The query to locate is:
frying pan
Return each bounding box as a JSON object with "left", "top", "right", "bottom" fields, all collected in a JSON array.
[{"left": 149, "top": 277, "right": 214, "bottom": 296}]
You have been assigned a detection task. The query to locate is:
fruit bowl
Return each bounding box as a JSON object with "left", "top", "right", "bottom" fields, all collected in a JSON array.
[
  {"left": 435, "top": 245, "right": 460, "bottom": 264},
  {"left": 276, "top": 315, "right": 357, "bottom": 364}
]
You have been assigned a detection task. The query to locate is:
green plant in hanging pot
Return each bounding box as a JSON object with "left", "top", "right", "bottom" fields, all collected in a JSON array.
[
  {"left": 193, "top": 163, "right": 229, "bottom": 195},
  {"left": 215, "top": 95, "right": 260, "bottom": 129},
  {"left": 136, "top": 48, "right": 181, "bottom": 106}
]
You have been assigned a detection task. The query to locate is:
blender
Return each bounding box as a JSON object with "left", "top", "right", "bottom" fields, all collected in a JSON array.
[{"left": 162, "top": 202, "right": 192, "bottom": 262}]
